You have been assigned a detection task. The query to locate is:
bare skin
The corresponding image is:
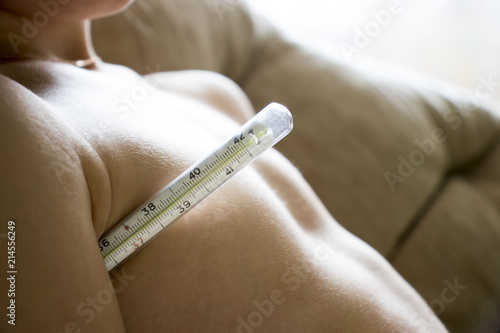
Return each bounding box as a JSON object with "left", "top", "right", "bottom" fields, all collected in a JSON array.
[{"left": 0, "top": 1, "right": 447, "bottom": 332}]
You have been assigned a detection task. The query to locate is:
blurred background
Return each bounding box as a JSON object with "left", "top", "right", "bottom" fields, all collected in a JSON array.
[{"left": 247, "top": 0, "right": 500, "bottom": 102}]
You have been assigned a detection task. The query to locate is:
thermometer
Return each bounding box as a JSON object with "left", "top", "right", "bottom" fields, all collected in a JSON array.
[{"left": 98, "top": 103, "right": 293, "bottom": 271}]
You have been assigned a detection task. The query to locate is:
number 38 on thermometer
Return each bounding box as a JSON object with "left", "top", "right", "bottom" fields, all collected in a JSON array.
[{"left": 98, "top": 103, "right": 293, "bottom": 271}]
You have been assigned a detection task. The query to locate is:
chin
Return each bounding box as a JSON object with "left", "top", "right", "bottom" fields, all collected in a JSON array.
[
  {"left": 86, "top": 0, "right": 135, "bottom": 19},
  {"left": 0, "top": 0, "right": 135, "bottom": 21},
  {"left": 61, "top": 0, "right": 136, "bottom": 20}
]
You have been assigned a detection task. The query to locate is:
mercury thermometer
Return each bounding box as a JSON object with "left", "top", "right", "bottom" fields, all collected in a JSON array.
[{"left": 98, "top": 103, "right": 293, "bottom": 271}]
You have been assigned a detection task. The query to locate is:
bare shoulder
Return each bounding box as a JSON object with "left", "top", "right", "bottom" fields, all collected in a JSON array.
[
  {"left": 146, "top": 69, "right": 256, "bottom": 123},
  {"left": 0, "top": 74, "right": 84, "bottom": 200},
  {"left": 0, "top": 75, "right": 126, "bottom": 332}
]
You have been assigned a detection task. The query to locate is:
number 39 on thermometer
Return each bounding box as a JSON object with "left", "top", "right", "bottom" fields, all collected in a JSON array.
[{"left": 98, "top": 103, "right": 293, "bottom": 271}]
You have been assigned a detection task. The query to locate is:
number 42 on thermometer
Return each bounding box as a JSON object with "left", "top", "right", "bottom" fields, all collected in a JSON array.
[{"left": 98, "top": 103, "right": 293, "bottom": 271}]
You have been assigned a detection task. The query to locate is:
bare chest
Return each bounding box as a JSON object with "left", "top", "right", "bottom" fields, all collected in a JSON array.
[
  {"left": 4, "top": 64, "right": 325, "bottom": 238},
  {"left": 72, "top": 86, "right": 259, "bottom": 234}
]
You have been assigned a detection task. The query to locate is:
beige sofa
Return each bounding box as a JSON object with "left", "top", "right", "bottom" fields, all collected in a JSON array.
[{"left": 93, "top": 0, "right": 500, "bottom": 331}]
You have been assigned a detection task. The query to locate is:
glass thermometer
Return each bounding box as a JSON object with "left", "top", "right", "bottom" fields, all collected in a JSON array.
[{"left": 98, "top": 103, "right": 293, "bottom": 271}]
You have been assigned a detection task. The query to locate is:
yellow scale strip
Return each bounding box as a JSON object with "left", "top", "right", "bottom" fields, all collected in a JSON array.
[{"left": 103, "top": 128, "right": 268, "bottom": 262}]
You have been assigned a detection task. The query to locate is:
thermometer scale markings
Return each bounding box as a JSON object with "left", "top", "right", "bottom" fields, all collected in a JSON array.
[
  {"left": 101, "top": 129, "right": 266, "bottom": 262},
  {"left": 104, "top": 131, "right": 265, "bottom": 260},
  {"left": 98, "top": 103, "right": 293, "bottom": 271}
]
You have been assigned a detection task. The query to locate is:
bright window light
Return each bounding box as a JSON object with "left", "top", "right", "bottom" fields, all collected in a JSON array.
[{"left": 247, "top": 0, "right": 500, "bottom": 102}]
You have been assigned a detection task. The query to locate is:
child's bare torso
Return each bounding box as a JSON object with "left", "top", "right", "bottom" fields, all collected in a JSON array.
[{"left": 0, "top": 62, "right": 445, "bottom": 332}]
